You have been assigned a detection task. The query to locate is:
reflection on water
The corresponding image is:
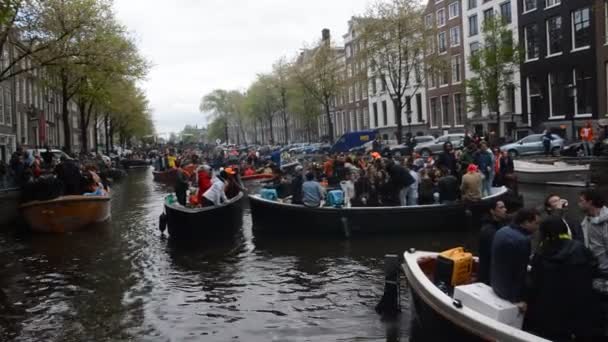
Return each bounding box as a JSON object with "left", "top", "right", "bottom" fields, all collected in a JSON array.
[{"left": 0, "top": 169, "right": 577, "bottom": 341}]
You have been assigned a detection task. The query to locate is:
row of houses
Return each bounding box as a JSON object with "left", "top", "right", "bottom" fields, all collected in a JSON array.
[
  {"left": 0, "top": 49, "right": 99, "bottom": 164},
  {"left": 260, "top": 0, "right": 608, "bottom": 145}
]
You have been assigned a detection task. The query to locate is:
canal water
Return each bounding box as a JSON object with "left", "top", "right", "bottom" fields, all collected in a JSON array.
[{"left": 0, "top": 169, "right": 585, "bottom": 341}]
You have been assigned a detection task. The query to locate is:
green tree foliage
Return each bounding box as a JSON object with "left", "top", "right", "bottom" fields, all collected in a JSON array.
[
  {"left": 245, "top": 74, "right": 280, "bottom": 144},
  {"left": 200, "top": 89, "right": 231, "bottom": 143},
  {"left": 466, "top": 15, "right": 520, "bottom": 137}
]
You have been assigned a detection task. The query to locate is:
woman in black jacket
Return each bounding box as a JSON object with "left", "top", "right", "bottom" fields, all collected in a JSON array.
[{"left": 525, "top": 216, "right": 602, "bottom": 340}]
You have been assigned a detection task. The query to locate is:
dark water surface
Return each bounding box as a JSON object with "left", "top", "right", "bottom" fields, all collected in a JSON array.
[{"left": 0, "top": 170, "right": 584, "bottom": 341}]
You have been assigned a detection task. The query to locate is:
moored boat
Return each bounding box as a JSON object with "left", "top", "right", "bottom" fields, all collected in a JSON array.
[
  {"left": 0, "top": 187, "right": 20, "bottom": 226},
  {"left": 152, "top": 169, "right": 178, "bottom": 185},
  {"left": 163, "top": 192, "right": 244, "bottom": 239},
  {"left": 403, "top": 249, "right": 549, "bottom": 341},
  {"left": 20, "top": 195, "right": 111, "bottom": 233},
  {"left": 514, "top": 160, "right": 590, "bottom": 186},
  {"left": 121, "top": 159, "right": 150, "bottom": 169},
  {"left": 249, "top": 187, "right": 518, "bottom": 236},
  {"left": 241, "top": 173, "right": 274, "bottom": 181}
]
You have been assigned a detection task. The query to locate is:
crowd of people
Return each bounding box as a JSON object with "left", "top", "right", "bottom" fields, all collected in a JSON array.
[
  {"left": 271, "top": 138, "right": 516, "bottom": 208},
  {"left": 478, "top": 189, "right": 608, "bottom": 340}
]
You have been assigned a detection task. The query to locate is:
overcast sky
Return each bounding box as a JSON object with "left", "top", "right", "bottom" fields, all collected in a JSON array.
[{"left": 112, "top": 0, "right": 371, "bottom": 137}]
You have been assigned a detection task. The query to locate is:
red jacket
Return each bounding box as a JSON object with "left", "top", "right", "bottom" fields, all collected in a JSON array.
[{"left": 197, "top": 170, "right": 212, "bottom": 202}]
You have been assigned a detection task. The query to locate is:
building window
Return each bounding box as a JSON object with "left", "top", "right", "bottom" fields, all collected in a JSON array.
[
  {"left": 546, "top": 16, "right": 562, "bottom": 56},
  {"left": 572, "top": 7, "right": 591, "bottom": 50},
  {"left": 547, "top": 73, "right": 562, "bottom": 118},
  {"left": 470, "top": 41, "right": 480, "bottom": 56},
  {"left": 0, "top": 87, "right": 4, "bottom": 125},
  {"left": 524, "top": 24, "right": 539, "bottom": 61},
  {"left": 450, "top": 27, "right": 460, "bottom": 47},
  {"left": 468, "top": 0, "right": 477, "bottom": 10},
  {"left": 381, "top": 100, "right": 388, "bottom": 126},
  {"left": 381, "top": 76, "right": 387, "bottom": 91},
  {"left": 371, "top": 78, "right": 377, "bottom": 94},
  {"left": 483, "top": 9, "right": 494, "bottom": 23},
  {"left": 428, "top": 68, "right": 436, "bottom": 88},
  {"left": 454, "top": 93, "right": 464, "bottom": 126},
  {"left": 573, "top": 68, "right": 593, "bottom": 116},
  {"left": 426, "top": 36, "right": 435, "bottom": 55},
  {"left": 437, "top": 9, "right": 446, "bottom": 27},
  {"left": 448, "top": 2, "right": 460, "bottom": 19},
  {"left": 348, "top": 86, "right": 353, "bottom": 103},
  {"left": 441, "top": 95, "right": 450, "bottom": 127},
  {"left": 524, "top": 0, "right": 537, "bottom": 12},
  {"left": 451, "top": 55, "right": 461, "bottom": 83},
  {"left": 545, "top": 0, "right": 560, "bottom": 9},
  {"left": 438, "top": 32, "right": 447, "bottom": 53},
  {"left": 430, "top": 97, "right": 439, "bottom": 127},
  {"left": 425, "top": 14, "right": 433, "bottom": 28},
  {"left": 500, "top": 1, "right": 512, "bottom": 24},
  {"left": 416, "top": 93, "right": 423, "bottom": 123},
  {"left": 439, "top": 68, "right": 449, "bottom": 86},
  {"left": 469, "top": 15, "right": 478, "bottom": 36},
  {"left": 373, "top": 102, "right": 378, "bottom": 127}
]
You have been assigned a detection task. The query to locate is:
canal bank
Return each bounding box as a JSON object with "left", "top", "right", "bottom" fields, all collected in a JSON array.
[{"left": 0, "top": 169, "right": 588, "bottom": 341}]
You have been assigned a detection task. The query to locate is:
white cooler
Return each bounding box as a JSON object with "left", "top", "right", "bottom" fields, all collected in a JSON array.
[{"left": 453, "top": 282, "right": 524, "bottom": 329}]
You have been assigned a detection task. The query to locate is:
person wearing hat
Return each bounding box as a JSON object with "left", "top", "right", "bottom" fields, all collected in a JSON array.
[
  {"left": 460, "top": 163, "right": 482, "bottom": 202},
  {"left": 196, "top": 165, "right": 213, "bottom": 205},
  {"left": 224, "top": 167, "right": 246, "bottom": 199},
  {"left": 291, "top": 165, "right": 305, "bottom": 204},
  {"left": 202, "top": 170, "right": 227, "bottom": 206}
]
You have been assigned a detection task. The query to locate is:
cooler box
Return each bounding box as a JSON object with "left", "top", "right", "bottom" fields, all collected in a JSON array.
[
  {"left": 260, "top": 188, "right": 278, "bottom": 201},
  {"left": 327, "top": 190, "right": 344, "bottom": 207},
  {"left": 453, "top": 282, "right": 524, "bottom": 329},
  {"left": 434, "top": 247, "right": 473, "bottom": 293}
]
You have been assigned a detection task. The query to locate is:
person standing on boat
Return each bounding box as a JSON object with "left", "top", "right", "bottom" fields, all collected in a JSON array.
[
  {"left": 542, "top": 129, "right": 554, "bottom": 156},
  {"left": 491, "top": 208, "right": 541, "bottom": 303},
  {"left": 302, "top": 172, "right": 325, "bottom": 207},
  {"left": 290, "top": 165, "right": 304, "bottom": 205},
  {"left": 525, "top": 216, "right": 602, "bottom": 340},
  {"left": 405, "top": 158, "right": 419, "bottom": 206},
  {"left": 436, "top": 142, "right": 457, "bottom": 177},
  {"left": 478, "top": 200, "right": 508, "bottom": 285},
  {"left": 202, "top": 170, "right": 227, "bottom": 206},
  {"left": 174, "top": 160, "right": 189, "bottom": 206},
  {"left": 460, "top": 164, "right": 482, "bottom": 202},
  {"left": 385, "top": 159, "right": 415, "bottom": 207},
  {"left": 437, "top": 168, "right": 459, "bottom": 204},
  {"left": 474, "top": 141, "right": 494, "bottom": 197},
  {"left": 544, "top": 194, "right": 584, "bottom": 242},
  {"left": 196, "top": 165, "right": 212, "bottom": 204}
]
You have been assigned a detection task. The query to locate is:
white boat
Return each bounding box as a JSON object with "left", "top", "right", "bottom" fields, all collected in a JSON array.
[
  {"left": 402, "top": 250, "right": 550, "bottom": 341},
  {"left": 513, "top": 160, "right": 590, "bottom": 186}
]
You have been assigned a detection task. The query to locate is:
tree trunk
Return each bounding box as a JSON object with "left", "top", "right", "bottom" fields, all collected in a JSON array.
[
  {"left": 393, "top": 97, "right": 403, "bottom": 144},
  {"left": 60, "top": 71, "right": 71, "bottom": 153},
  {"left": 78, "top": 100, "right": 88, "bottom": 153},
  {"left": 281, "top": 91, "right": 289, "bottom": 144},
  {"left": 324, "top": 102, "right": 334, "bottom": 143},
  {"left": 260, "top": 119, "right": 266, "bottom": 143},
  {"left": 224, "top": 119, "right": 229, "bottom": 144},
  {"left": 253, "top": 120, "right": 258, "bottom": 145},
  {"left": 104, "top": 114, "right": 110, "bottom": 155},
  {"left": 108, "top": 119, "right": 114, "bottom": 153},
  {"left": 93, "top": 112, "right": 99, "bottom": 153},
  {"left": 268, "top": 116, "right": 274, "bottom": 144}
]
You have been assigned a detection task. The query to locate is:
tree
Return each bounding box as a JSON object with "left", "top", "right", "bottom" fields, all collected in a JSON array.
[
  {"left": 246, "top": 74, "right": 280, "bottom": 144},
  {"left": 272, "top": 57, "right": 291, "bottom": 143},
  {"left": 292, "top": 38, "right": 342, "bottom": 143},
  {"left": 200, "top": 89, "right": 231, "bottom": 143},
  {"left": 287, "top": 69, "right": 320, "bottom": 142},
  {"left": 466, "top": 15, "right": 520, "bottom": 139},
  {"left": 359, "top": 0, "right": 442, "bottom": 144}
]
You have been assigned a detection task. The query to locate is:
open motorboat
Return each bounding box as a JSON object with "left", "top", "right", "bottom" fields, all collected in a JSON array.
[
  {"left": 513, "top": 160, "right": 590, "bottom": 186},
  {"left": 403, "top": 249, "right": 550, "bottom": 341}
]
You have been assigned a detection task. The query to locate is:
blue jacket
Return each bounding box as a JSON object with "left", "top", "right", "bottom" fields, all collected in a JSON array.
[
  {"left": 474, "top": 150, "right": 494, "bottom": 176},
  {"left": 490, "top": 225, "right": 532, "bottom": 302}
]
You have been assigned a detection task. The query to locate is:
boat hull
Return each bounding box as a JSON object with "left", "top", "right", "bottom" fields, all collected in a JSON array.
[
  {"left": 165, "top": 192, "right": 244, "bottom": 240},
  {"left": 121, "top": 159, "right": 150, "bottom": 169},
  {"left": 0, "top": 188, "right": 20, "bottom": 226},
  {"left": 241, "top": 173, "right": 274, "bottom": 181},
  {"left": 20, "top": 196, "right": 111, "bottom": 233},
  {"left": 514, "top": 160, "right": 590, "bottom": 185},
  {"left": 249, "top": 187, "right": 517, "bottom": 236},
  {"left": 153, "top": 169, "right": 177, "bottom": 186}
]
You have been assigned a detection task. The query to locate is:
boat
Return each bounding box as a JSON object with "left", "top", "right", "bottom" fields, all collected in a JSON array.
[
  {"left": 241, "top": 173, "right": 274, "bottom": 181},
  {"left": 20, "top": 195, "right": 111, "bottom": 233},
  {"left": 152, "top": 169, "right": 177, "bottom": 185},
  {"left": 162, "top": 192, "right": 244, "bottom": 239},
  {"left": 0, "top": 187, "right": 20, "bottom": 226},
  {"left": 249, "top": 187, "right": 518, "bottom": 236},
  {"left": 514, "top": 160, "right": 590, "bottom": 186},
  {"left": 121, "top": 159, "right": 150, "bottom": 169},
  {"left": 403, "top": 249, "right": 549, "bottom": 341}
]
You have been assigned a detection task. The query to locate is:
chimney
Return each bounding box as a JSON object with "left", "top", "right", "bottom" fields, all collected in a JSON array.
[{"left": 322, "top": 28, "right": 330, "bottom": 42}]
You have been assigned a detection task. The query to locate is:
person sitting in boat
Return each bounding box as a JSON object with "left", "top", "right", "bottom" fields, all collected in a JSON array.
[
  {"left": 54, "top": 156, "right": 82, "bottom": 196},
  {"left": 544, "top": 194, "right": 584, "bottom": 243},
  {"left": 302, "top": 172, "right": 325, "bottom": 208},
  {"left": 290, "top": 165, "right": 304, "bottom": 205},
  {"left": 491, "top": 208, "right": 541, "bottom": 304},
  {"left": 352, "top": 169, "right": 373, "bottom": 207},
  {"left": 417, "top": 168, "right": 435, "bottom": 205},
  {"left": 460, "top": 164, "right": 482, "bottom": 202},
  {"left": 478, "top": 199, "right": 508, "bottom": 285},
  {"left": 174, "top": 160, "right": 190, "bottom": 206},
  {"left": 224, "top": 167, "right": 246, "bottom": 199},
  {"left": 243, "top": 166, "right": 255, "bottom": 177},
  {"left": 525, "top": 216, "right": 602, "bottom": 340},
  {"left": 196, "top": 165, "right": 213, "bottom": 205},
  {"left": 201, "top": 170, "right": 227, "bottom": 207}
]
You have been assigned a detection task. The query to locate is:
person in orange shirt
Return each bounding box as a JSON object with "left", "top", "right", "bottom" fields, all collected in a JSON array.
[
  {"left": 580, "top": 122, "right": 594, "bottom": 156},
  {"left": 323, "top": 155, "right": 334, "bottom": 178}
]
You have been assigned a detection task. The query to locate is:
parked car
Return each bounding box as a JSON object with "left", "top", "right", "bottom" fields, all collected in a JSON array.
[
  {"left": 26, "top": 148, "right": 72, "bottom": 161},
  {"left": 561, "top": 138, "right": 608, "bottom": 157},
  {"left": 390, "top": 135, "right": 435, "bottom": 156},
  {"left": 306, "top": 143, "right": 331, "bottom": 154},
  {"left": 499, "top": 133, "right": 564, "bottom": 157},
  {"left": 413, "top": 134, "right": 465, "bottom": 157}
]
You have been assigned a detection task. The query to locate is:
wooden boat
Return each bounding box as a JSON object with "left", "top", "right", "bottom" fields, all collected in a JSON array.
[
  {"left": 514, "top": 160, "right": 590, "bottom": 186},
  {"left": 20, "top": 195, "right": 111, "bottom": 233},
  {"left": 403, "top": 250, "right": 549, "bottom": 341},
  {"left": 249, "top": 187, "right": 518, "bottom": 236},
  {"left": 241, "top": 173, "right": 274, "bottom": 181},
  {"left": 163, "top": 192, "right": 244, "bottom": 239},
  {"left": 0, "top": 187, "right": 20, "bottom": 226},
  {"left": 152, "top": 169, "right": 178, "bottom": 185},
  {"left": 121, "top": 159, "right": 150, "bottom": 169}
]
